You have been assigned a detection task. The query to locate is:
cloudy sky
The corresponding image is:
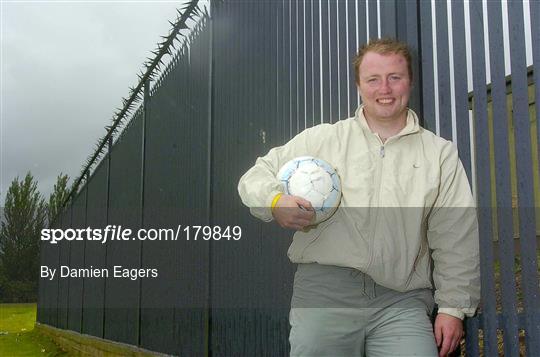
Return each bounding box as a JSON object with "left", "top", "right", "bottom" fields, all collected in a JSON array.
[{"left": 2, "top": 0, "right": 193, "bottom": 202}]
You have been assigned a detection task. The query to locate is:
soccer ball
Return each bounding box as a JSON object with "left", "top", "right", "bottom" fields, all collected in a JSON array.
[{"left": 276, "top": 156, "right": 342, "bottom": 224}]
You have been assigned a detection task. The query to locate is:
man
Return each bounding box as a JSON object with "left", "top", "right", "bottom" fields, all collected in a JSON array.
[{"left": 238, "top": 38, "right": 480, "bottom": 357}]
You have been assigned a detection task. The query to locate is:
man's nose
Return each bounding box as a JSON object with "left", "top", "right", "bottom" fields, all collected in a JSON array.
[{"left": 379, "top": 80, "right": 391, "bottom": 93}]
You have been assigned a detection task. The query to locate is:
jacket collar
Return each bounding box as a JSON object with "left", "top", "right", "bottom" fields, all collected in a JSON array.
[{"left": 354, "top": 105, "right": 420, "bottom": 139}]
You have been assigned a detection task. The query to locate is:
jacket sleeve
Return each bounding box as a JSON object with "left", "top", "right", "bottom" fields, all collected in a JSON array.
[
  {"left": 427, "top": 142, "right": 480, "bottom": 319},
  {"left": 237, "top": 127, "right": 314, "bottom": 222}
]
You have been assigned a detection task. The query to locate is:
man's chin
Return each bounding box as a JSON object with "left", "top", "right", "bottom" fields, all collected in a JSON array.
[
  {"left": 374, "top": 106, "right": 408, "bottom": 119},
  {"left": 363, "top": 106, "right": 407, "bottom": 122},
  {"left": 374, "top": 110, "right": 399, "bottom": 120}
]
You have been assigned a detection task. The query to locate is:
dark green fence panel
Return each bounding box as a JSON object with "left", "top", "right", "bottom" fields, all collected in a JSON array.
[
  {"left": 290, "top": 1, "right": 299, "bottom": 133},
  {"left": 380, "top": 0, "right": 396, "bottom": 38},
  {"left": 367, "top": 0, "right": 376, "bottom": 44},
  {"left": 347, "top": 0, "right": 363, "bottom": 116},
  {"left": 81, "top": 159, "right": 109, "bottom": 337},
  {"left": 468, "top": 3, "right": 498, "bottom": 355},
  {"left": 419, "top": 0, "right": 435, "bottom": 131},
  {"left": 138, "top": 17, "right": 211, "bottom": 354},
  {"left": 139, "top": 54, "right": 182, "bottom": 355},
  {"left": 172, "top": 16, "right": 212, "bottom": 356},
  {"left": 328, "top": 0, "right": 339, "bottom": 123},
  {"left": 320, "top": 0, "right": 331, "bottom": 123},
  {"left": 337, "top": 0, "right": 350, "bottom": 119},
  {"left": 210, "top": 1, "right": 292, "bottom": 355},
  {"left": 67, "top": 185, "right": 87, "bottom": 333},
  {"left": 280, "top": 0, "right": 292, "bottom": 140},
  {"left": 487, "top": 2, "right": 519, "bottom": 355},
  {"left": 56, "top": 206, "right": 72, "bottom": 330},
  {"left": 434, "top": 1, "right": 452, "bottom": 140},
  {"left": 305, "top": 0, "right": 314, "bottom": 128},
  {"left": 451, "top": 0, "right": 472, "bottom": 180},
  {"left": 104, "top": 111, "right": 143, "bottom": 346},
  {"left": 297, "top": 1, "right": 305, "bottom": 132},
  {"left": 533, "top": 0, "right": 540, "bottom": 172},
  {"left": 397, "top": 0, "right": 422, "bottom": 117},
  {"left": 508, "top": 1, "right": 540, "bottom": 352},
  {"left": 36, "top": 245, "right": 47, "bottom": 324},
  {"left": 38, "top": 215, "right": 61, "bottom": 327}
]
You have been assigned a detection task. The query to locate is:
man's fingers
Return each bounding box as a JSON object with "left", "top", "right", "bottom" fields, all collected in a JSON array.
[
  {"left": 434, "top": 314, "right": 463, "bottom": 357},
  {"left": 450, "top": 334, "right": 463, "bottom": 354},
  {"left": 290, "top": 207, "right": 314, "bottom": 221},
  {"left": 439, "top": 332, "right": 463, "bottom": 357},
  {"left": 435, "top": 325, "right": 442, "bottom": 347},
  {"left": 295, "top": 196, "right": 314, "bottom": 210},
  {"left": 450, "top": 339, "right": 459, "bottom": 354},
  {"left": 278, "top": 212, "right": 313, "bottom": 230},
  {"left": 293, "top": 207, "right": 315, "bottom": 226},
  {"left": 273, "top": 195, "right": 317, "bottom": 230},
  {"left": 439, "top": 335, "right": 451, "bottom": 357},
  {"left": 299, "top": 210, "right": 316, "bottom": 223}
]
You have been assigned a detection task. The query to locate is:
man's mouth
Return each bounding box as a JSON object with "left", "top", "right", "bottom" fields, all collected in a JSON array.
[{"left": 376, "top": 98, "right": 394, "bottom": 104}]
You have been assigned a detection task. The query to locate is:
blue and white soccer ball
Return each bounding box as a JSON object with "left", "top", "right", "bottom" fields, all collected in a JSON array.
[{"left": 276, "top": 156, "right": 342, "bottom": 224}]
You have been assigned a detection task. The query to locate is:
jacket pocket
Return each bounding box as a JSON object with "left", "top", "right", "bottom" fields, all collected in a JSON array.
[
  {"left": 405, "top": 242, "right": 426, "bottom": 288},
  {"left": 298, "top": 218, "right": 338, "bottom": 259}
]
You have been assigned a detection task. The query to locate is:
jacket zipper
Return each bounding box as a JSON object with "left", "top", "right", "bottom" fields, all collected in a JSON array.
[{"left": 366, "top": 139, "right": 386, "bottom": 272}]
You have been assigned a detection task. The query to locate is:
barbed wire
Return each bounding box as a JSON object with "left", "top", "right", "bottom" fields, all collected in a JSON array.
[{"left": 61, "top": 0, "right": 205, "bottom": 211}]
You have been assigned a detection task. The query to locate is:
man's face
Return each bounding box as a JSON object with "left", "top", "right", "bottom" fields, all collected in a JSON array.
[{"left": 357, "top": 51, "right": 411, "bottom": 122}]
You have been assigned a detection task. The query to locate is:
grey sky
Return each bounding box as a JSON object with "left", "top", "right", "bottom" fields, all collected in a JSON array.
[{"left": 1, "top": 1, "right": 189, "bottom": 202}]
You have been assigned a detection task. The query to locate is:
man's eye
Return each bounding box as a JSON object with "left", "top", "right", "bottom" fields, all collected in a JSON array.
[{"left": 390, "top": 76, "right": 401, "bottom": 81}]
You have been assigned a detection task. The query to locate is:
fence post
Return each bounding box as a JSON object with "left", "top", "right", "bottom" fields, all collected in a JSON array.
[
  {"left": 101, "top": 136, "right": 113, "bottom": 338},
  {"left": 80, "top": 170, "right": 90, "bottom": 332},
  {"left": 137, "top": 79, "right": 150, "bottom": 347},
  {"left": 469, "top": 1, "right": 498, "bottom": 355},
  {"left": 206, "top": 7, "right": 215, "bottom": 356},
  {"left": 507, "top": 1, "right": 540, "bottom": 353}
]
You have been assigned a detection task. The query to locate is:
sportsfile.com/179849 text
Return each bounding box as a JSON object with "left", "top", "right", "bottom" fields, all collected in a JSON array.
[{"left": 40, "top": 225, "right": 243, "bottom": 244}]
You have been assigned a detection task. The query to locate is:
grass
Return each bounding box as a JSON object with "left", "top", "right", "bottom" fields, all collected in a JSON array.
[{"left": 0, "top": 303, "right": 66, "bottom": 356}]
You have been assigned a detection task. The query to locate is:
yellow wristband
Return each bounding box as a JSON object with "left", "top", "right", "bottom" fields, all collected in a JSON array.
[{"left": 271, "top": 193, "right": 283, "bottom": 211}]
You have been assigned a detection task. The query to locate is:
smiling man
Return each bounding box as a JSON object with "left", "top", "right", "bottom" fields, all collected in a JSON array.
[
  {"left": 238, "top": 38, "right": 480, "bottom": 357},
  {"left": 357, "top": 47, "right": 411, "bottom": 138}
]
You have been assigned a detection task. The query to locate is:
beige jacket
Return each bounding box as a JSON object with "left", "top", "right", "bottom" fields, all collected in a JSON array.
[{"left": 238, "top": 107, "right": 480, "bottom": 319}]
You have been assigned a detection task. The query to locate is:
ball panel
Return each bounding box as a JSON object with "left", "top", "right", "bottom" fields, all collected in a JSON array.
[{"left": 276, "top": 156, "right": 342, "bottom": 224}]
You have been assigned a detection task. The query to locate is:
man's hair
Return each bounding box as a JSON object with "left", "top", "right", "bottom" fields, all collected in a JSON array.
[{"left": 353, "top": 38, "right": 413, "bottom": 84}]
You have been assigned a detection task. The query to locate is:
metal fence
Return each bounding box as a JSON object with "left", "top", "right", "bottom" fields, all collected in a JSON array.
[
  {"left": 451, "top": 1, "right": 539, "bottom": 356},
  {"left": 38, "top": 0, "right": 539, "bottom": 356}
]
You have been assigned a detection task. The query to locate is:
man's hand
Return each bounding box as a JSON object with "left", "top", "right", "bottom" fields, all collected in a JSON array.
[
  {"left": 272, "top": 194, "right": 315, "bottom": 230},
  {"left": 434, "top": 313, "right": 464, "bottom": 357}
]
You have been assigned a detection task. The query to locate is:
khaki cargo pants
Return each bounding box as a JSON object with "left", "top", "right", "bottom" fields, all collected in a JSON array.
[{"left": 289, "top": 263, "right": 438, "bottom": 357}]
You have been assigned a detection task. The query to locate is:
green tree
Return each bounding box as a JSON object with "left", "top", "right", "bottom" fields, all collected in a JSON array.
[
  {"left": 0, "top": 172, "right": 46, "bottom": 302},
  {"left": 47, "top": 173, "right": 70, "bottom": 226}
]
